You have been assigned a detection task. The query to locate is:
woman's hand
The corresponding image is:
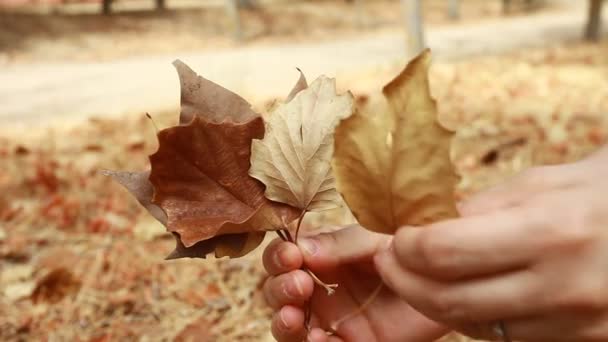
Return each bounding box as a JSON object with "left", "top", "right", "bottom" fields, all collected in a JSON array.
[
  {"left": 263, "top": 225, "right": 448, "bottom": 342},
  {"left": 374, "top": 146, "right": 608, "bottom": 341}
]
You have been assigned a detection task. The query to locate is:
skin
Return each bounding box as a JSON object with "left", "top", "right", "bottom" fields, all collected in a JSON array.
[
  {"left": 375, "top": 145, "right": 608, "bottom": 341},
  {"left": 262, "top": 226, "right": 448, "bottom": 342}
]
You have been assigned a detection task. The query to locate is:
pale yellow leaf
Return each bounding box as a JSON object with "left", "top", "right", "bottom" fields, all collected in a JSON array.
[
  {"left": 250, "top": 76, "right": 355, "bottom": 211},
  {"left": 332, "top": 49, "right": 459, "bottom": 233}
]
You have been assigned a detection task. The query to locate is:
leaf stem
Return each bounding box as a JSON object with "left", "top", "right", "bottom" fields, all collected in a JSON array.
[
  {"left": 330, "top": 282, "right": 383, "bottom": 332},
  {"left": 306, "top": 269, "right": 338, "bottom": 296},
  {"left": 294, "top": 210, "right": 306, "bottom": 242},
  {"left": 276, "top": 229, "right": 287, "bottom": 241}
]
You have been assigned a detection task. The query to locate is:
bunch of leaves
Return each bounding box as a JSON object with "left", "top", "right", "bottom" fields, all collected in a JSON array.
[
  {"left": 106, "top": 49, "right": 464, "bottom": 337},
  {"left": 105, "top": 60, "right": 355, "bottom": 263}
]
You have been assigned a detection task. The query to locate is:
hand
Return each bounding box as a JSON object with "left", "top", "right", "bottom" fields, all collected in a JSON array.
[
  {"left": 262, "top": 225, "right": 448, "bottom": 342},
  {"left": 374, "top": 146, "right": 608, "bottom": 341}
]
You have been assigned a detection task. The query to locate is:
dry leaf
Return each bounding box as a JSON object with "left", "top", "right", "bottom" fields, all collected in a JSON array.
[
  {"left": 174, "top": 316, "right": 214, "bottom": 342},
  {"left": 31, "top": 268, "right": 81, "bottom": 304},
  {"left": 332, "top": 49, "right": 459, "bottom": 233},
  {"left": 173, "top": 60, "right": 258, "bottom": 125},
  {"left": 149, "top": 116, "right": 298, "bottom": 247},
  {"left": 285, "top": 68, "right": 308, "bottom": 102},
  {"left": 105, "top": 60, "right": 299, "bottom": 258},
  {"left": 250, "top": 76, "right": 355, "bottom": 211},
  {"left": 103, "top": 170, "right": 258, "bottom": 258}
]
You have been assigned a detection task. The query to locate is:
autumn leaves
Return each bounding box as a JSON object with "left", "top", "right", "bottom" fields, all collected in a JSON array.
[
  {"left": 333, "top": 51, "right": 459, "bottom": 233},
  {"left": 107, "top": 48, "right": 460, "bottom": 260}
]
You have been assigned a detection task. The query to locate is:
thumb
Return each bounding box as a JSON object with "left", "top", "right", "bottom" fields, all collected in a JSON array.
[{"left": 297, "top": 225, "right": 389, "bottom": 270}]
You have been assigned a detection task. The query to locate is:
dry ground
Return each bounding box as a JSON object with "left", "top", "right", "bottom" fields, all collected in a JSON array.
[
  {"left": 1, "top": 42, "right": 607, "bottom": 341},
  {"left": 0, "top": 0, "right": 567, "bottom": 64}
]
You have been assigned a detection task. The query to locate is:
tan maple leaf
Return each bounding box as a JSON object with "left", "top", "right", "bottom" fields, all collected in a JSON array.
[
  {"left": 249, "top": 75, "right": 355, "bottom": 211},
  {"left": 332, "top": 49, "right": 460, "bottom": 233}
]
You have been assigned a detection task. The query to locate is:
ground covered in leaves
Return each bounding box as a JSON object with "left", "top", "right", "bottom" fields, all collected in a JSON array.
[{"left": 1, "top": 42, "right": 607, "bottom": 341}]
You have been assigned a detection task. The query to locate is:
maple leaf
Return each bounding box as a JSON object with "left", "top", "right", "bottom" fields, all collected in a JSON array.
[
  {"left": 249, "top": 75, "right": 355, "bottom": 212},
  {"left": 105, "top": 60, "right": 299, "bottom": 259},
  {"left": 173, "top": 60, "right": 258, "bottom": 125},
  {"left": 332, "top": 49, "right": 460, "bottom": 233},
  {"left": 285, "top": 68, "right": 308, "bottom": 102},
  {"left": 149, "top": 116, "right": 299, "bottom": 248},
  {"left": 103, "top": 170, "right": 266, "bottom": 258}
]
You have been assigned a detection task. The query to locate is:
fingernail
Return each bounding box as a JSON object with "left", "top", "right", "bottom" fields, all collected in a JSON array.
[
  {"left": 292, "top": 273, "right": 305, "bottom": 297},
  {"left": 298, "top": 238, "right": 318, "bottom": 256},
  {"left": 279, "top": 308, "right": 290, "bottom": 330},
  {"left": 273, "top": 245, "right": 287, "bottom": 269}
]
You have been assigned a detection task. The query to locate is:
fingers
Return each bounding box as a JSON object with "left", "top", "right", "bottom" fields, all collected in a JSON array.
[
  {"left": 391, "top": 206, "right": 543, "bottom": 280},
  {"left": 263, "top": 238, "right": 303, "bottom": 276},
  {"left": 456, "top": 313, "right": 608, "bottom": 341},
  {"left": 298, "top": 225, "right": 389, "bottom": 271},
  {"left": 458, "top": 165, "right": 579, "bottom": 216},
  {"left": 264, "top": 270, "right": 314, "bottom": 309},
  {"left": 271, "top": 305, "right": 306, "bottom": 342},
  {"left": 374, "top": 247, "right": 545, "bottom": 323},
  {"left": 307, "top": 328, "right": 345, "bottom": 342}
]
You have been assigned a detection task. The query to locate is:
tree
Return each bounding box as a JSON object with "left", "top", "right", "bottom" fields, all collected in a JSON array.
[
  {"left": 225, "top": 0, "right": 243, "bottom": 41},
  {"left": 237, "top": 0, "right": 257, "bottom": 9},
  {"left": 585, "top": 0, "right": 604, "bottom": 41},
  {"left": 102, "top": 0, "right": 113, "bottom": 15},
  {"left": 448, "top": 0, "right": 460, "bottom": 20},
  {"left": 502, "top": 0, "right": 512, "bottom": 14},
  {"left": 401, "top": 0, "right": 425, "bottom": 54}
]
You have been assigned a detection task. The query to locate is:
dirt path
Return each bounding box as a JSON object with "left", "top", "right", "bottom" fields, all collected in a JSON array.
[{"left": 0, "top": 2, "right": 604, "bottom": 131}]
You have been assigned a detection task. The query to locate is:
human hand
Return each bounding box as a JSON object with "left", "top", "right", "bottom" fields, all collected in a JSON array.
[
  {"left": 263, "top": 225, "right": 448, "bottom": 342},
  {"left": 375, "top": 146, "right": 608, "bottom": 341}
]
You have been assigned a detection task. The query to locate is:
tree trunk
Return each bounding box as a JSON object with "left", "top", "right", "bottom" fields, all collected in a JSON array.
[
  {"left": 102, "top": 0, "right": 112, "bottom": 15},
  {"left": 585, "top": 0, "right": 604, "bottom": 41},
  {"left": 237, "top": 0, "right": 257, "bottom": 9},
  {"left": 401, "top": 0, "right": 425, "bottom": 55},
  {"left": 448, "top": 0, "right": 460, "bottom": 20},
  {"left": 226, "top": 0, "right": 243, "bottom": 41},
  {"left": 502, "top": 0, "right": 512, "bottom": 15},
  {"left": 156, "top": 0, "right": 166, "bottom": 11},
  {"left": 354, "top": 0, "right": 366, "bottom": 28}
]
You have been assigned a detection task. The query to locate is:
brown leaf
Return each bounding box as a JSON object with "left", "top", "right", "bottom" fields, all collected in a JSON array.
[
  {"left": 165, "top": 232, "right": 265, "bottom": 259},
  {"left": 106, "top": 60, "right": 300, "bottom": 259},
  {"left": 250, "top": 76, "right": 355, "bottom": 211},
  {"left": 103, "top": 170, "right": 269, "bottom": 259},
  {"left": 332, "top": 49, "right": 459, "bottom": 233},
  {"left": 150, "top": 116, "right": 298, "bottom": 248},
  {"left": 101, "top": 170, "right": 167, "bottom": 225},
  {"left": 31, "top": 268, "right": 81, "bottom": 304},
  {"left": 173, "top": 60, "right": 258, "bottom": 125},
  {"left": 174, "top": 316, "right": 214, "bottom": 342}
]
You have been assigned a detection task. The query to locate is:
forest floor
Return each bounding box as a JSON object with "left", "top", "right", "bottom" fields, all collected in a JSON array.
[{"left": 1, "top": 42, "right": 607, "bottom": 341}]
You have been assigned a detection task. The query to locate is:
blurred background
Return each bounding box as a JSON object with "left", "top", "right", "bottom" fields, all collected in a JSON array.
[{"left": 0, "top": 0, "right": 606, "bottom": 341}]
